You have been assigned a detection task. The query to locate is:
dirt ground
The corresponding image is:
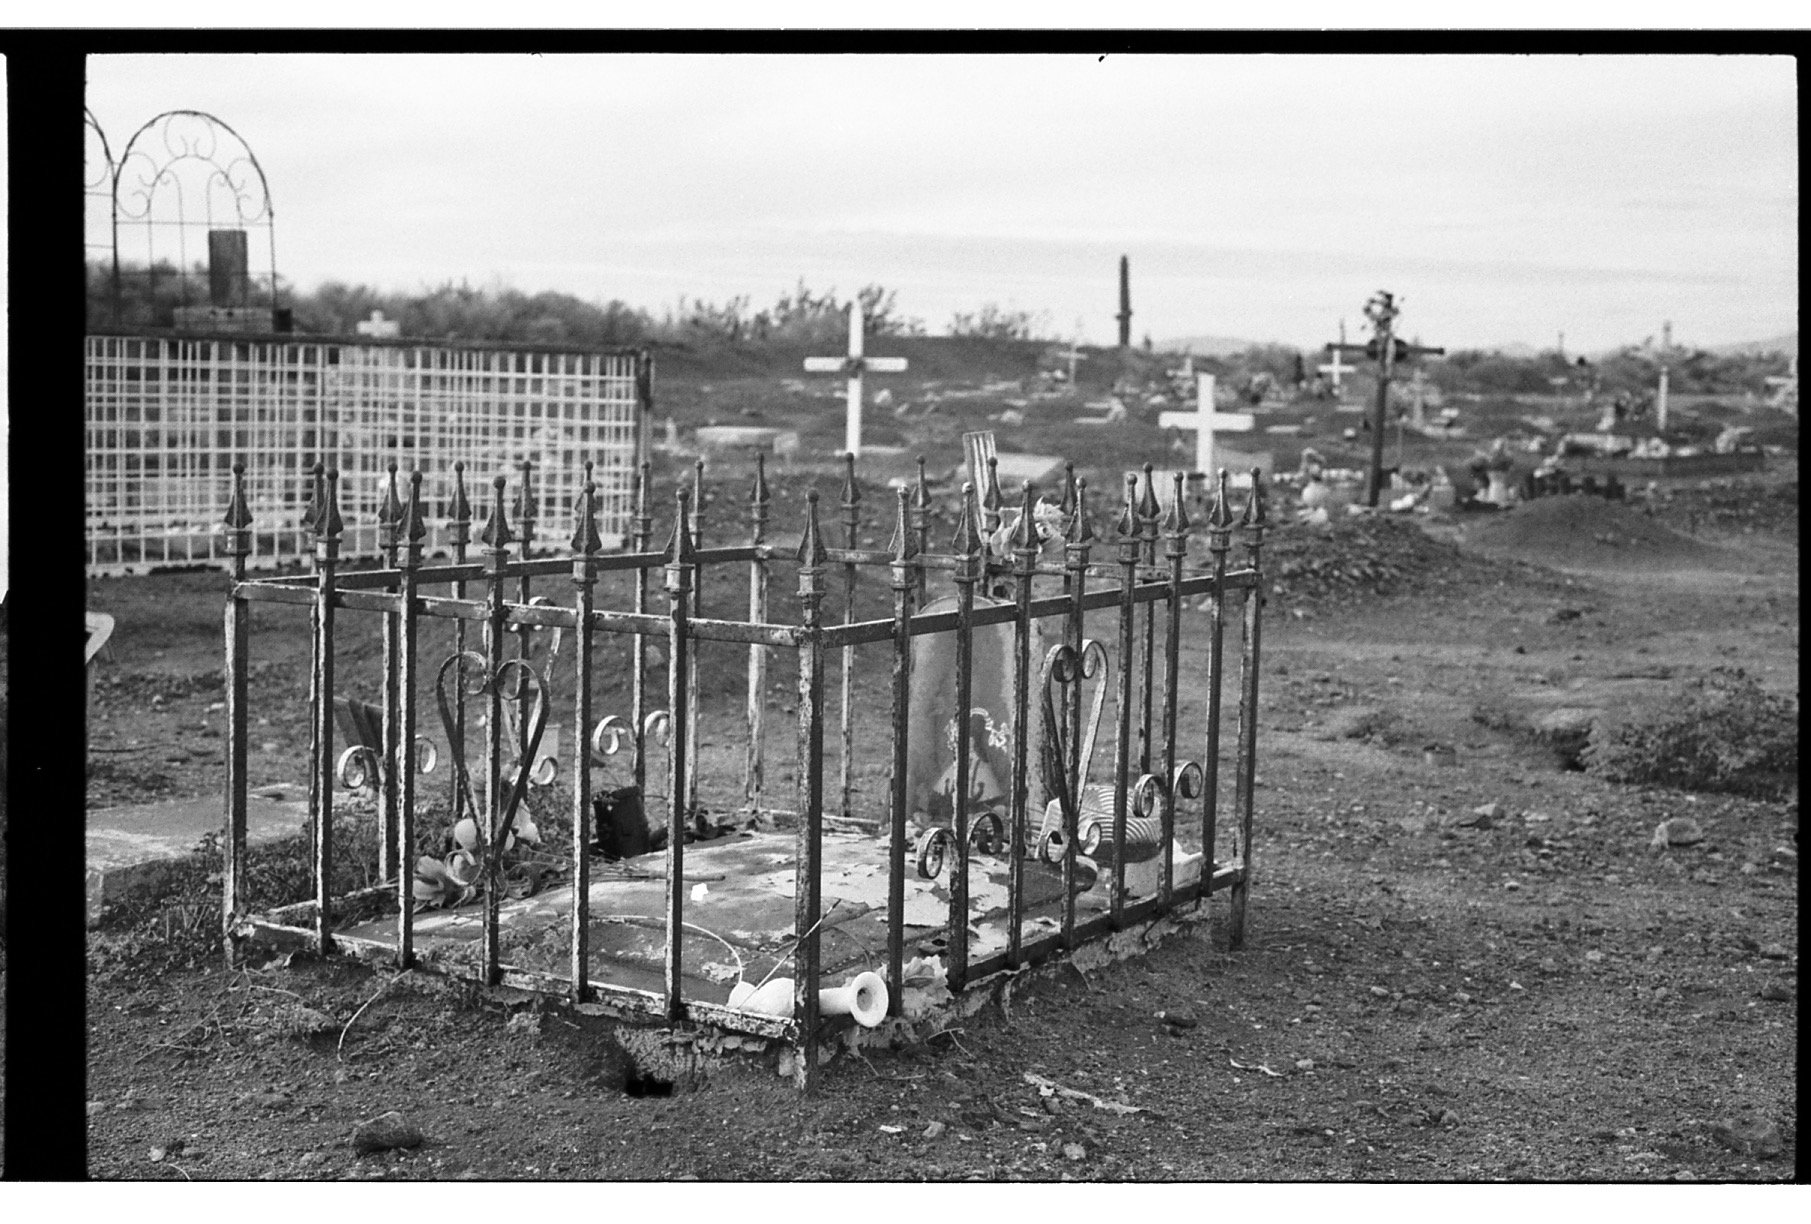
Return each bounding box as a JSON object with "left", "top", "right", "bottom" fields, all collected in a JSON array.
[{"left": 80, "top": 434, "right": 1798, "bottom": 1181}]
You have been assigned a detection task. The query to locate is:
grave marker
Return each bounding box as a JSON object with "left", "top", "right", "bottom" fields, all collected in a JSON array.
[
  {"left": 1325, "top": 292, "right": 1444, "bottom": 506},
  {"left": 803, "top": 305, "right": 909, "bottom": 458},
  {"left": 1157, "top": 374, "right": 1255, "bottom": 475},
  {"left": 1317, "top": 320, "right": 1354, "bottom": 396}
]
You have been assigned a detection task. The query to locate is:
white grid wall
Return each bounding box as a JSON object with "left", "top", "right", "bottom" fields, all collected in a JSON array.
[{"left": 86, "top": 335, "right": 647, "bottom": 575}]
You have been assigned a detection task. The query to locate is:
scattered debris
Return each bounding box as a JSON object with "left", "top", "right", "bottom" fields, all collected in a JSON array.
[
  {"left": 1710, "top": 1117, "right": 1783, "bottom": 1159},
  {"left": 352, "top": 1110, "right": 424, "bottom": 1156},
  {"left": 1024, "top": 1071, "right": 1148, "bottom": 1116},
  {"left": 1650, "top": 817, "right": 1705, "bottom": 850}
]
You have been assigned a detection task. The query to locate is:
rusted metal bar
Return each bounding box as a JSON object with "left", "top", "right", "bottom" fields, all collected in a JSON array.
[
  {"left": 685, "top": 460, "right": 704, "bottom": 826},
  {"left": 313, "top": 468, "right": 344, "bottom": 956},
  {"left": 1061, "top": 477, "right": 1094, "bottom": 950},
  {"left": 221, "top": 464, "right": 253, "bottom": 965},
  {"left": 513, "top": 458, "right": 539, "bottom": 778},
  {"left": 479, "top": 475, "right": 513, "bottom": 986},
  {"left": 1137, "top": 464, "right": 1160, "bottom": 776},
  {"left": 446, "top": 462, "right": 473, "bottom": 823},
  {"left": 1007, "top": 481, "right": 1038, "bottom": 968},
  {"left": 886, "top": 486, "right": 914, "bottom": 1015},
  {"left": 377, "top": 460, "right": 404, "bottom": 885},
  {"left": 1109, "top": 475, "right": 1139, "bottom": 928},
  {"left": 569, "top": 465, "right": 603, "bottom": 1003},
  {"left": 1229, "top": 470, "right": 1267, "bottom": 950},
  {"left": 948, "top": 487, "right": 983, "bottom": 991},
  {"left": 794, "top": 492, "right": 830, "bottom": 1089},
  {"left": 1202, "top": 470, "right": 1234, "bottom": 882},
  {"left": 1159, "top": 471, "right": 1190, "bottom": 910},
  {"left": 745, "top": 456, "right": 771, "bottom": 817},
  {"left": 394, "top": 471, "right": 426, "bottom": 969},
  {"left": 911, "top": 455, "right": 931, "bottom": 606},
  {"left": 663, "top": 487, "right": 695, "bottom": 1021},
  {"left": 838, "top": 453, "right": 861, "bottom": 821},
  {"left": 631, "top": 463, "right": 653, "bottom": 820}
]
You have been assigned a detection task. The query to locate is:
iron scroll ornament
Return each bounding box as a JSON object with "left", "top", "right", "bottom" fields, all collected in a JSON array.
[{"left": 434, "top": 651, "right": 551, "bottom": 872}]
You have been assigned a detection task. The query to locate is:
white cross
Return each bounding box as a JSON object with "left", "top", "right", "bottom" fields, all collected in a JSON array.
[
  {"left": 1157, "top": 374, "right": 1254, "bottom": 476},
  {"left": 1063, "top": 337, "right": 1088, "bottom": 384},
  {"left": 803, "top": 305, "right": 908, "bottom": 457},
  {"left": 1318, "top": 321, "right": 1354, "bottom": 393}
]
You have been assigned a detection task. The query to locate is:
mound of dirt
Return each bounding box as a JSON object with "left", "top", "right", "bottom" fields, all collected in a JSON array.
[
  {"left": 1461, "top": 495, "right": 1739, "bottom": 571},
  {"left": 1263, "top": 513, "right": 1511, "bottom": 605}
]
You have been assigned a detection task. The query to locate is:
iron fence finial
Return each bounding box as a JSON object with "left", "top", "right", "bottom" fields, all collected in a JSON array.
[
  {"left": 1013, "top": 479, "right": 1039, "bottom": 553},
  {"left": 404, "top": 470, "right": 427, "bottom": 547},
  {"left": 571, "top": 473, "right": 602, "bottom": 557},
  {"left": 797, "top": 489, "right": 827, "bottom": 567},
  {"left": 751, "top": 452, "right": 771, "bottom": 511},
  {"left": 669, "top": 488, "right": 695, "bottom": 562},
  {"left": 841, "top": 452, "right": 861, "bottom": 509},
  {"left": 224, "top": 461, "right": 253, "bottom": 531},
  {"left": 1208, "top": 468, "right": 1236, "bottom": 533},
  {"left": 1069, "top": 477, "right": 1094, "bottom": 545},
  {"left": 321, "top": 468, "right": 344, "bottom": 541},
  {"left": 479, "top": 474, "right": 513, "bottom": 551},
  {"left": 1116, "top": 472, "right": 1139, "bottom": 540},
  {"left": 951, "top": 482, "right": 983, "bottom": 557},
  {"left": 889, "top": 484, "right": 914, "bottom": 560},
  {"left": 1163, "top": 470, "right": 1191, "bottom": 538}
]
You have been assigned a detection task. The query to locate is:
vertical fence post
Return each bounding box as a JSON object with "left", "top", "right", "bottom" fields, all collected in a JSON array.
[
  {"left": 980, "top": 456, "right": 1003, "bottom": 540},
  {"left": 685, "top": 461, "right": 704, "bottom": 827},
  {"left": 1159, "top": 472, "right": 1190, "bottom": 909},
  {"left": 377, "top": 460, "right": 404, "bottom": 884},
  {"left": 1202, "top": 471, "right": 1234, "bottom": 888},
  {"left": 838, "top": 454, "right": 861, "bottom": 821},
  {"left": 664, "top": 489, "right": 695, "bottom": 1022},
  {"left": 1137, "top": 464, "right": 1161, "bottom": 776},
  {"left": 312, "top": 469, "right": 344, "bottom": 956},
  {"left": 794, "top": 492, "right": 829, "bottom": 1087},
  {"left": 221, "top": 463, "right": 253, "bottom": 965},
  {"left": 395, "top": 471, "right": 426, "bottom": 968},
  {"left": 886, "top": 486, "right": 914, "bottom": 1015},
  {"left": 745, "top": 456, "right": 770, "bottom": 817},
  {"left": 303, "top": 463, "right": 324, "bottom": 918},
  {"left": 570, "top": 466, "right": 603, "bottom": 1003},
  {"left": 513, "top": 458, "right": 539, "bottom": 772},
  {"left": 1109, "top": 475, "right": 1140, "bottom": 927},
  {"left": 445, "top": 463, "right": 473, "bottom": 818},
  {"left": 1007, "top": 482, "right": 1038, "bottom": 968},
  {"left": 948, "top": 488, "right": 983, "bottom": 990},
  {"left": 1061, "top": 478, "right": 1094, "bottom": 950},
  {"left": 911, "top": 456, "right": 931, "bottom": 607},
  {"left": 1229, "top": 471, "right": 1267, "bottom": 950},
  {"left": 631, "top": 463, "right": 653, "bottom": 810},
  {"left": 479, "top": 475, "right": 514, "bottom": 986}
]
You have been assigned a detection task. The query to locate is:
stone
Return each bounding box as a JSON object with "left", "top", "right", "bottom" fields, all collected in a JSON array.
[
  {"left": 1157, "top": 1008, "right": 1198, "bottom": 1029},
  {"left": 924, "top": 1120, "right": 947, "bottom": 1139},
  {"left": 352, "top": 1111, "right": 424, "bottom": 1156},
  {"left": 1295, "top": 1059, "right": 1315, "bottom": 1071},
  {"left": 1063, "top": 1142, "right": 1088, "bottom": 1161},
  {"left": 1758, "top": 981, "right": 1792, "bottom": 1002},
  {"left": 1711, "top": 1118, "right": 1782, "bottom": 1159},
  {"left": 1650, "top": 817, "right": 1704, "bottom": 850},
  {"left": 1439, "top": 1109, "right": 1460, "bottom": 1128},
  {"left": 1757, "top": 943, "right": 1789, "bottom": 960}
]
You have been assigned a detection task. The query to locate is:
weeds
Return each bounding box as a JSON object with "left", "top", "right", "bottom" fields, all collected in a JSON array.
[{"left": 1582, "top": 667, "right": 1798, "bottom": 800}]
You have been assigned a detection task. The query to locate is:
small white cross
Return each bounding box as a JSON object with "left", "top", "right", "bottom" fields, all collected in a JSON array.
[
  {"left": 803, "top": 306, "right": 908, "bottom": 457},
  {"left": 1157, "top": 374, "right": 1254, "bottom": 475}
]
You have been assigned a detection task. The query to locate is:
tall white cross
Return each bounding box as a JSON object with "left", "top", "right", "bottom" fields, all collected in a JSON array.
[
  {"left": 803, "top": 305, "right": 908, "bottom": 457},
  {"left": 1063, "top": 337, "right": 1088, "bottom": 384},
  {"left": 1317, "top": 319, "right": 1353, "bottom": 394},
  {"left": 1158, "top": 374, "right": 1255, "bottom": 475}
]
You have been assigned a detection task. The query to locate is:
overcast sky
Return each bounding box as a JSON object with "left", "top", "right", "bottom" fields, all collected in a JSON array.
[{"left": 84, "top": 52, "right": 1797, "bottom": 353}]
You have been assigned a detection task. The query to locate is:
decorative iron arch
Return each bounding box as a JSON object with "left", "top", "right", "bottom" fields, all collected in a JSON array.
[
  {"left": 85, "top": 108, "right": 118, "bottom": 324},
  {"left": 109, "top": 109, "right": 281, "bottom": 328}
]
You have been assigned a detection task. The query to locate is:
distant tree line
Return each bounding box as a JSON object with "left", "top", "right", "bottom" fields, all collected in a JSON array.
[{"left": 87, "top": 261, "right": 1065, "bottom": 347}]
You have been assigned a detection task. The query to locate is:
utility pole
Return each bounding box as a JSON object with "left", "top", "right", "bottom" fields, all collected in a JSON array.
[
  {"left": 1325, "top": 291, "right": 1445, "bottom": 507},
  {"left": 1116, "top": 255, "right": 1132, "bottom": 350}
]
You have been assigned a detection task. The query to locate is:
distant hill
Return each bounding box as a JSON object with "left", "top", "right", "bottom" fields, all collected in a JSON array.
[
  {"left": 1159, "top": 334, "right": 1266, "bottom": 357},
  {"left": 1707, "top": 332, "right": 1797, "bottom": 358}
]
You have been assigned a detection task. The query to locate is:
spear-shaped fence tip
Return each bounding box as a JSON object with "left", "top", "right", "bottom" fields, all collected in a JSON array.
[
  {"left": 1164, "top": 470, "right": 1190, "bottom": 535},
  {"left": 223, "top": 462, "right": 253, "bottom": 530},
  {"left": 405, "top": 469, "right": 427, "bottom": 543},
  {"left": 913, "top": 456, "right": 930, "bottom": 507},
  {"left": 751, "top": 452, "right": 770, "bottom": 507},
  {"left": 889, "top": 484, "right": 914, "bottom": 560},
  {"left": 1116, "top": 472, "right": 1139, "bottom": 540},
  {"left": 321, "top": 468, "right": 345, "bottom": 540},
  {"left": 952, "top": 482, "right": 983, "bottom": 556},
  {"left": 1240, "top": 468, "right": 1267, "bottom": 528},
  {"left": 379, "top": 460, "right": 404, "bottom": 531},
  {"left": 1070, "top": 477, "right": 1094, "bottom": 544},
  {"left": 570, "top": 479, "right": 602, "bottom": 555},
  {"left": 1060, "top": 460, "right": 1077, "bottom": 518},
  {"left": 513, "top": 457, "right": 538, "bottom": 522},
  {"left": 1014, "top": 479, "right": 1039, "bottom": 551},
  {"left": 841, "top": 452, "right": 861, "bottom": 506},
  {"left": 447, "top": 460, "right": 473, "bottom": 525},
  {"left": 1208, "top": 468, "right": 1236, "bottom": 532},
  {"left": 669, "top": 488, "right": 695, "bottom": 561},
  {"left": 1138, "top": 461, "right": 1160, "bottom": 522},
  {"left": 797, "top": 489, "right": 827, "bottom": 566},
  {"left": 479, "top": 474, "right": 513, "bottom": 550}
]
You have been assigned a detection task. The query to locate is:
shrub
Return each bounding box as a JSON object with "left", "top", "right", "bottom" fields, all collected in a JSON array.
[{"left": 1582, "top": 667, "right": 1798, "bottom": 800}]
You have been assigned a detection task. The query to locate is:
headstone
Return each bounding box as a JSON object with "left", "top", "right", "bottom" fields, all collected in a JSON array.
[
  {"left": 904, "top": 596, "right": 1048, "bottom": 831},
  {"left": 355, "top": 310, "right": 401, "bottom": 339}
]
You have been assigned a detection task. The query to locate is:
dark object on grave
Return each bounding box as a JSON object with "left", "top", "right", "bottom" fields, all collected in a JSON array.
[{"left": 593, "top": 785, "right": 652, "bottom": 860}]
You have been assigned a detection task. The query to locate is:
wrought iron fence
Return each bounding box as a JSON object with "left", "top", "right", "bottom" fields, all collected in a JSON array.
[
  {"left": 85, "top": 333, "right": 650, "bottom": 575},
  {"left": 221, "top": 452, "right": 1266, "bottom": 1089}
]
